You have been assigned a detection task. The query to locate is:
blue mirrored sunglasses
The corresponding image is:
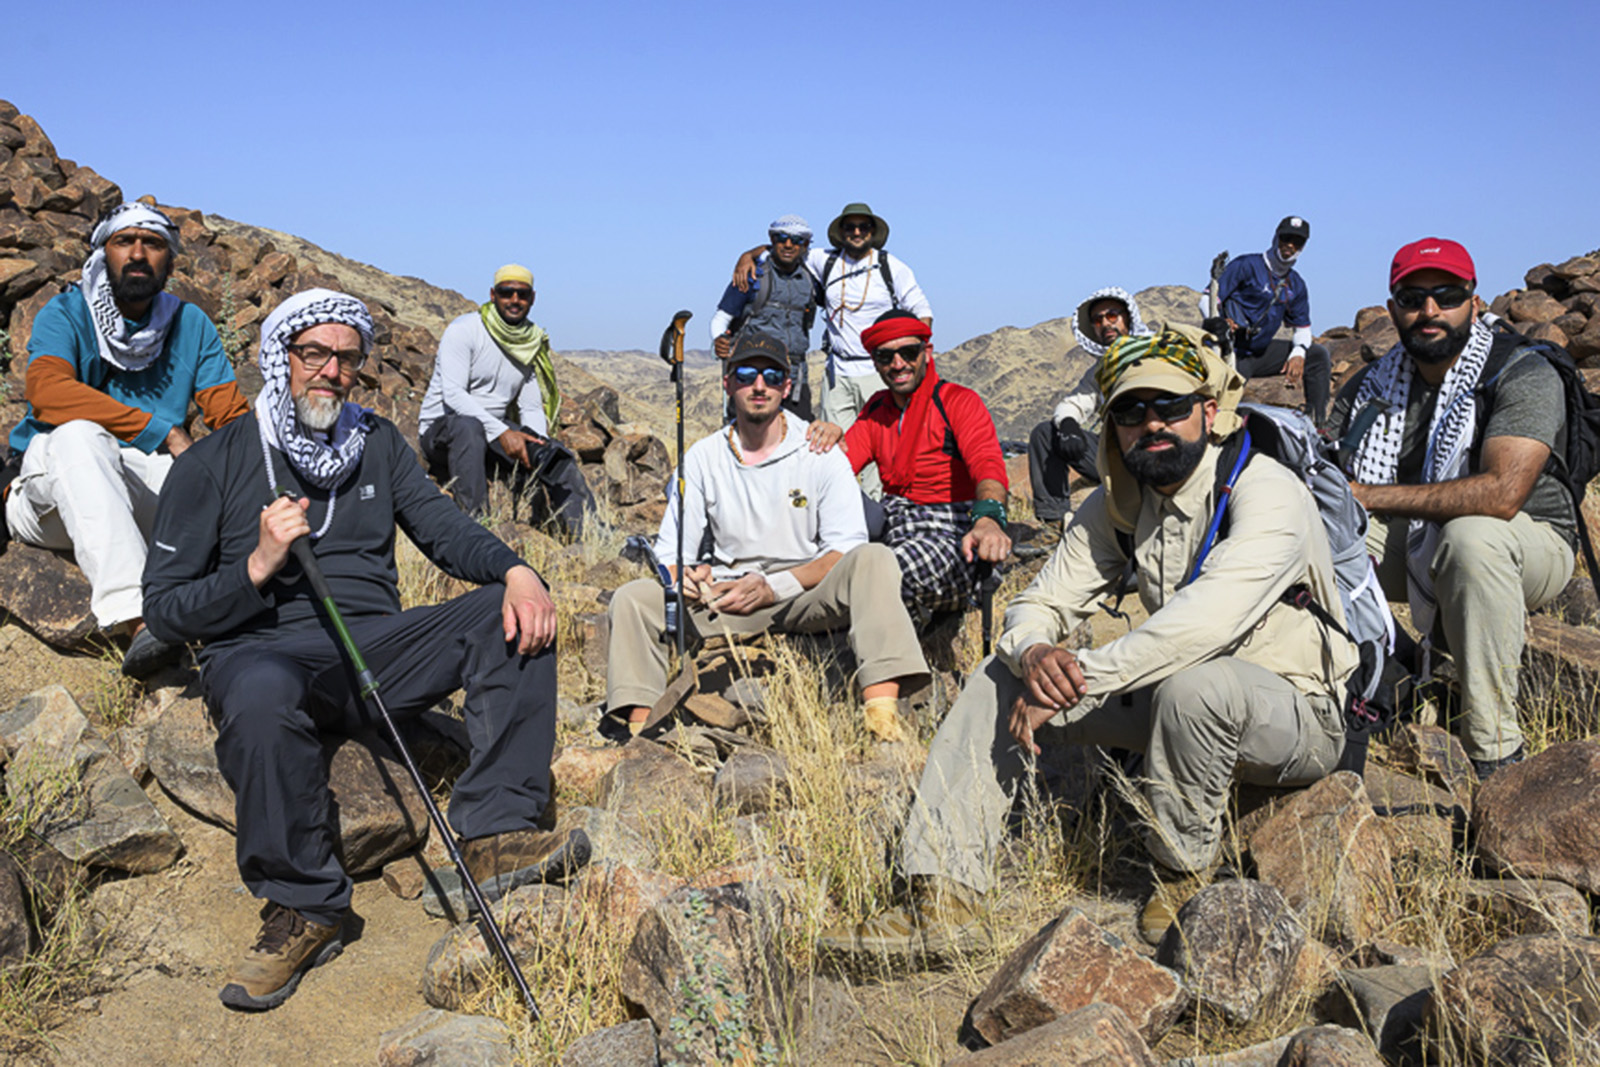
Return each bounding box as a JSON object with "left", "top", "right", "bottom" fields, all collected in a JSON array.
[{"left": 732, "top": 365, "right": 789, "bottom": 388}]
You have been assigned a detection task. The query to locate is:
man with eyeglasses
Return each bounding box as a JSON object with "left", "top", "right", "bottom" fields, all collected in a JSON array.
[
  {"left": 730, "top": 203, "right": 932, "bottom": 494},
  {"left": 1026, "top": 287, "right": 1154, "bottom": 527},
  {"left": 605, "top": 332, "right": 929, "bottom": 743},
  {"left": 1211, "top": 216, "right": 1332, "bottom": 427},
  {"left": 819, "top": 324, "right": 1356, "bottom": 965},
  {"left": 3, "top": 203, "right": 249, "bottom": 679},
  {"left": 1333, "top": 238, "right": 1575, "bottom": 779},
  {"left": 710, "top": 214, "right": 818, "bottom": 419},
  {"left": 418, "top": 264, "right": 594, "bottom": 534},
  {"left": 808, "top": 310, "right": 1010, "bottom": 626},
  {"left": 143, "top": 288, "right": 583, "bottom": 1011}
]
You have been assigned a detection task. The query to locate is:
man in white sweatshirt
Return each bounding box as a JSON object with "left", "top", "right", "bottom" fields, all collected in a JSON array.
[{"left": 605, "top": 332, "right": 929, "bottom": 742}]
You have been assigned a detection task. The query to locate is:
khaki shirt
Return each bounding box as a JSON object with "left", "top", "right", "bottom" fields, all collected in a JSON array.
[{"left": 997, "top": 442, "right": 1357, "bottom": 702}]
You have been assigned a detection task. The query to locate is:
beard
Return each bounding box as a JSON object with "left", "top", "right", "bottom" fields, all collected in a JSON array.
[
  {"left": 109, "top": 262, "right": 168, "bottom": 305},
  {"left": 1399, "top": 316, "right": 1472, "bottom": 365},
  {"left": 295, "top": 391, "right": 344, "bottom": 432},
  {"left": 1122, "top": 431, "right": 1208, "bottom": 487}
]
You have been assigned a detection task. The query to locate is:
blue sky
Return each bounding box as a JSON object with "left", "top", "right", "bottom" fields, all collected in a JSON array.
[{"left": 6, "top": 0, "right": 1597, "bottom": 352}]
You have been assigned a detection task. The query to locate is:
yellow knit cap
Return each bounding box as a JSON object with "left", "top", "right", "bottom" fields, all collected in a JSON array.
[{"left": 493, "top": 264, "right": 534, "bottom": 287}]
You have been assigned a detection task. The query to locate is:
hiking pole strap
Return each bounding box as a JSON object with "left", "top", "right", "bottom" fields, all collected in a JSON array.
[{"left": 283, "top": 525, "right": 542, "bottom": 1023}]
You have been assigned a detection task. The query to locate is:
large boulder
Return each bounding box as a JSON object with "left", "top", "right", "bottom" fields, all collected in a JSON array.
[
  {"left": 0, "top": 686, "right": 182, "bottom": 873},
  {"left": 0, "top": 543, "right": 96, "bottom": 650},
  {"left": 1428, "top": 934, "right": 1600, "bottom": 1066},
  {"left": 1473, "top": 740, "right": 1600, "bottom": 893},
  {"left": 595, "top": 737, "right": 710, "bottom": 829},
  {"left": 1155, "top": 879, "right": 1304, "bottom": 1025},
  {"left": 969, "top": 907, "right": 1186, "bottom": 1047}
]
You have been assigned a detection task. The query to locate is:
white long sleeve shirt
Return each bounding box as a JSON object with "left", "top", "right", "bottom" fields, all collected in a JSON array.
[{"left": 418, "top": 311, "right": 549, "bottom": 441}]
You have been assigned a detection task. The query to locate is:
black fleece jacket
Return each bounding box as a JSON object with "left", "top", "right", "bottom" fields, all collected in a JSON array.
[{"left": 142, "top": 412, "right": 527, "bottom": 659}]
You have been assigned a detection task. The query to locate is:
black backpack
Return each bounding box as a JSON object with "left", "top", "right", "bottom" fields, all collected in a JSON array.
[{"left": 1472, "top": 320, "right": 1600, "bottom": 600}]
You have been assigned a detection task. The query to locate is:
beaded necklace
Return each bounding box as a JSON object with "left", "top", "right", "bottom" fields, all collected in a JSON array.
[{"left": 727, "top": 416, "right": 787, "bottom": 465}]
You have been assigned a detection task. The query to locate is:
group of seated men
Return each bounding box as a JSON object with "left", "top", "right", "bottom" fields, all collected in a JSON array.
[{"left": 0, "top": 200, "right": 1573, "bottom": 1004}]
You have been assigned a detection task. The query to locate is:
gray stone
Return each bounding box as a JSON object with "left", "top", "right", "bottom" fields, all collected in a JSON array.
[
  {"left": 1318, "top": 966, "right": 1431, "bottom": 1063},
  {"left": 144, "top": 693, "right": 234, "bottom": 827},
  {"left": 1278, "top": 1025, "right": 1384, "bottom": 1066},
  {"left": 1474, "top": 740, "right": 1600, "bottom": 894},
  {"left": 1160, "top": 1035, "right": 1293, "bottom": 1066},
  {"left": 0, "top": 853, "right": 32, "bottom": 968},
  {"left": 1249, "top": 772, "right": 1400, "bottom": 948},
  {"left": 711, "top": 747, "right": 790, "bottom": 815},
  {"left": 0, "top": 543, "right": 96, "bottom": 651},
  {"left": 721, "top": 678, "right": 766, "bottom": 716},
  {"left": 558, "top": 1019, "right": 659, "bottom": 1066},
  {"left": 595, "top": 738, "right": 710, "bottom": 829},
  {"left": 423, "top": 885, "right": 572, "bottom": 1010},
  {"left": 1429, "top": 933, "right": 1600, "bottom": 1066},
  {"left": 1462, "top": 878, "right": 1592, "bottom": 938},
  {"left": 376, "top": 1008, "right": 515, "bottom": 1066},
  {"left": 1154, "top": 879, "right": 1303, "bottom": 1025},
  {"left": 619, "top": 882, "right": 791, "bottom": 1067},
  {"left": 0, "top": 686, "right": 182, "bottom": 873},
  {"left": 951, "top": 1003, "right": 1160, "bottom": 1065},
  {"left": 971, "top": 907, "right": 1186, "bottom": 1047}
]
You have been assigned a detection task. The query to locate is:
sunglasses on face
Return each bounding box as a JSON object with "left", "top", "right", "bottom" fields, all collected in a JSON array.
[
  {"left": 1107, "top": 393, "right": 1201, "bottom": 427},
  {"left": 842, "top": 221, "right": 875, "bottom": 235},
  {"left": 287, "top": 343, "right": 366, "bottom": 374},
  {"left": 731, "top": 365, "right": 789, "bottom": 388},
  {"left": 872, "top": 342, "right": 926, "bottom": 366},
  {"left": 770, "top": 233, "right": 809, "bottom": 246},
  {"left": 1391, "top": 284, "right": 1473, "bottom": 311},
  {"left": 494, "top": 285, "right": 533, "bottom": 300}
]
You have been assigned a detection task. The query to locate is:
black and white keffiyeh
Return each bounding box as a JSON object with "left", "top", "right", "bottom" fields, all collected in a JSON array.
[
  {"left": 1347, "top": 316, "right": 1494, "bottom": 630},
  {"left": 80, "top": 203, "right": 183, "bottom": 373},
  {"left": 253, "top": 290, "right": 375, "bottom": 535}
]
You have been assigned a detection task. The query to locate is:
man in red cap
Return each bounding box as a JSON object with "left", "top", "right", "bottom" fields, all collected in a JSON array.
[
  {"left": 808, "top": 309, "right": 1010, "bottom": 625},
  {"left": 1332, "top": 238, "right": 1576, "bottom": 779}
]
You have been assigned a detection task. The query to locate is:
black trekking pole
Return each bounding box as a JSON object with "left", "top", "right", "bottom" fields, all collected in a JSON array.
[
  {"left": 278, "top": 496, "right": 540, "bottom": 1022},
  {"left": 658, "top": 310, "right": 693, "bottom": 662}
]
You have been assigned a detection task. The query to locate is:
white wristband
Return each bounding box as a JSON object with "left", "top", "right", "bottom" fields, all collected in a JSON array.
[{"left": 765, "top": 571, "right": 804, "bottom": 602}]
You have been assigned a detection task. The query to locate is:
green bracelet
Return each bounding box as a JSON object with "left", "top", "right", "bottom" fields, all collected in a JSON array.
[{"left": 970, "top": 499, "right": 1008, "bottom": 528}]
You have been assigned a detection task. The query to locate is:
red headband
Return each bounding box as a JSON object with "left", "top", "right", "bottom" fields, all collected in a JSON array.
[{"left": 861, "top": 316, "right": 932, "bottom": 353}]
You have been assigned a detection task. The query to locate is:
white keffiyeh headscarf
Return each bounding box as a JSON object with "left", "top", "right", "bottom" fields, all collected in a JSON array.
[
  {"left": 254, "top": 289, "right": 376, "bottom": 536},
  {"left": 80, "top": 203, "right": 184, "bottom": 373},
  {"left": 1347, "top": 316, "right": 1495, "bottom": 631}
]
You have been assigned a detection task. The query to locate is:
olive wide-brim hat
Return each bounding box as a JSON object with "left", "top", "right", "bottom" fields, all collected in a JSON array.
[{"left": 827, "top": 202, "right": 890, "bottom": 250}]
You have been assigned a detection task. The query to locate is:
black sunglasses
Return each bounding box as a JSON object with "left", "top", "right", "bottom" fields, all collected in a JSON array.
[
  {"left": 1107, "top": 393, "right": 1200, "bottom": 427},
  {"left": 872, "top": 342, "right": 926, "bottom": 366},
  {"left": 770, "top": 233, "right": 809, "bottom": 246},
  {"left": 842, "top": 220, "right": 875, "bottom": 235},
  {"left": 1391, "top": 283, "right": 1472, "bottom": 311},
  {"left": 731, "top": 365, "right": 789, "bottom": 388},
  {"left": 494, "top": 285, "right": 533, "bottom": 300}
]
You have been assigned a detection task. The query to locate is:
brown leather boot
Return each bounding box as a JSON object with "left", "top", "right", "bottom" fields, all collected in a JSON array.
[
  {"left": 218, "top": 903, "right": 344, "bottom": 1011},
  {"left": 460, "top": 826, "right": 591, "bottom": 903},
  {"left": 1139, "top": 867, "right": 1213, "bottom": 946},
  {"left": 816, "top": 876, "right": 990, "bottom": 972}
]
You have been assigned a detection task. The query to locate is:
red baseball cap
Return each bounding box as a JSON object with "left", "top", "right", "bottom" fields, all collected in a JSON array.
[{"left": 1390, "top": 238, "right": 1476, "bottom": 289}]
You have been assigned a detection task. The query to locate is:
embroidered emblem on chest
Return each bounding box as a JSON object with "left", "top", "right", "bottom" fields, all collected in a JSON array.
[
  {"left": 360, "top": 484, "right": 376, "bottom": 501},
  {"left": 789, "top": 488, "right": 807, "bottom": 508}
]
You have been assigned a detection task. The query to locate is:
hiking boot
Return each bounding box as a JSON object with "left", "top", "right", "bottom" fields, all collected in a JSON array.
[
  {"left": 1140, "top": 868, "right": 1213, "bottom": 946},
  {"left": 816, "top": 876, "right": 989, "bottom": 972},
  {"left": 121, "top": 626, "right": 183, "bottom": 680},
  {"left": 460, "top": 826, "right": 591, "bottom": 903},
  {"left": 1470, "top": 745, "right": 1526, "bottom": 781},
  {"left": 218, "top": 903, "right": 344, "bottom": 1011}
]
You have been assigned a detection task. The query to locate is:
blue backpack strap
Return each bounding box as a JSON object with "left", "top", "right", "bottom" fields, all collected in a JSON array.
[{"left": 1182, "top": 426, "right": 1253, "bottom": 586}]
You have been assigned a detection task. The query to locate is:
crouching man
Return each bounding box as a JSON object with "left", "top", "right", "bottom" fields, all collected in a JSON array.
[
  {"left": 820, "top": 325, "right": 1356, "bottom": 963},
  {"left": 142, "top": 289, "right": 587, "bottom": 1011},
  {"left": 605, "top": 332, "right": 930, "bottom": 743}
]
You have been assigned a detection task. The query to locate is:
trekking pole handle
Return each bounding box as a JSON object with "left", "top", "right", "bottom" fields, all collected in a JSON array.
[
  {"left": 277, "top": 489, "right": 377, "bottom": 692},
  {"left": 658, "top": 309, "right": 693, "bottom": 366}
]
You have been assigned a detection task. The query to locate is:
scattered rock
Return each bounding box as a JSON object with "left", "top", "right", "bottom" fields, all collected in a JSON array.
[
  {"left": 1249, "top": 772, "right": 1400, "bottom": 948},
  {"left": 711, "top": 747, "right": 790, "bottom": 815},
  {"left": 382, "top": 853, "right": 429, "bottom": 901},
  {"left": 595, "top": 738, "right": 710, "bottom": 829},
  {"left": 969, "top": 907, "right": 1186, "bottom": 1047},
  {"left": 0, "top": 544, "right": 96, "bottom": 650},
  {"left": 1318, "top": 966, "right": 1432, "bottom": 1064},
  {"left": 422, "top": 885, "right": 572, "bottom": 1010},
  {"left": 551, "top": 744, "right": 625, "bottom": 802},
  {"left": 1428, "top": 933, "right": 1600, "bottom": 1066},
  {"left": 376, "top": 1008, "right": 516, "bottom": 1066},
  {"left": 1461, "top": 878, "right": 1592, "bottom": 938},
  {"left": 1154, "top": 879, "right": 1303, "bottom": 1025},
  {"left": 0, "top": 853, "right": 33, "bottom": 968},
  {"left": 557, "top": 1019, "right": 659, "bottom": 1066},
  {"left": 568, "top": 862, "right": 685, "bottom": 935},
  {"left": 1380, "top": 724, "right": 1474, "bottom": 804},
  {"left": 0, "top": 686, "right": 182, "bottom": 874},
  {"left": 950, "top": 1002, "right": 1159, "bottom": 1065},
  {"left": 1474, "top": 740, "right": 1600, "bottom": 893},
  {"left": 619, "top": 883, "right": 791, "bottom": 1066},
  {"left": 1278, "top": 1024, "right": 1384, "bottom": 1066}
]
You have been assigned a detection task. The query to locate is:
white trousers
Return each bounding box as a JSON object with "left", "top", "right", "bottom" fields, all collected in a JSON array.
[{"left": 5, "top": 420, "right": 173, "bottom": 628}]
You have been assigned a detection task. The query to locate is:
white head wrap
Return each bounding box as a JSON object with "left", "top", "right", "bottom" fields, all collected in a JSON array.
[
  {"left": 1072, "top": 286, "right": 1151, "bottom": 359},
  {"left": 79, "top": 203, "right": 184, "bottom": 373},
  {"left": 768, "top": 214, "right": 812, "bottom": 240}
]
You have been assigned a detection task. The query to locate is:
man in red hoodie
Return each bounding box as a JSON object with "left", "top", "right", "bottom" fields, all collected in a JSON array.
[{"left": 809, "top": 310, "right": 1011, "bottom": 624}]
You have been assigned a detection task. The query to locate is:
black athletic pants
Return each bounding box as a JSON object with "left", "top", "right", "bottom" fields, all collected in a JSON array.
[
  {"left": 1026, "top": 419, "right": 1101, "bottom": 525},
  {"left": 203, "top": 583, "right": 556, "bottom": 924},
  {"left": 420, "top": 414, "right": 595, "bottom": 534},
  {"left": 1235, "top": 340, "right": 1332, "bottom": 427}
]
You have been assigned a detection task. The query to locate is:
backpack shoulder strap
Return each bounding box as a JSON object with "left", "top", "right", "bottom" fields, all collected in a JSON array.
[
  {"left": 819, "top": 251, "right": 841, "bottom": 294},
  {"left": 931, "top": 379, "right": 960, "bottom": 461},
  {"left": 879, "top": 253, "right": 899, "bottom": 308},
  {"left": 1183, "top": 427, "right": 1254, "bottom": 586}
]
